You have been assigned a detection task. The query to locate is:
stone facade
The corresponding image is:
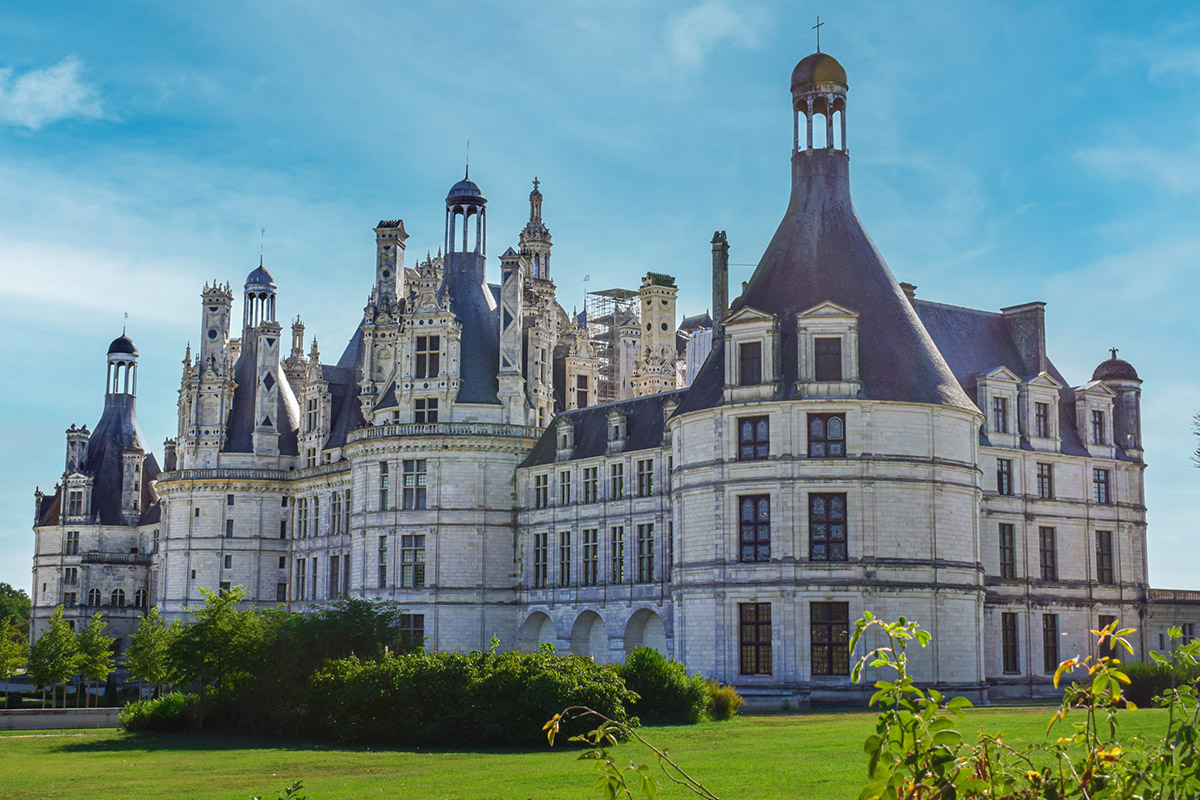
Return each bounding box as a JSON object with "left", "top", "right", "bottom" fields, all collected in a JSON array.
[{"left": 30, "top": 51, "right": 1200, "bottom": 705}]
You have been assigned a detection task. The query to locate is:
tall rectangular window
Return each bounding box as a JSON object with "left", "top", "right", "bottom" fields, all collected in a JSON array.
[
  {"left": 996, "top": 459, "right": 1013, "bottom": 496},
  {"left": 636, "top": 523, "right": 655, "bottom": 583},
  {"left": 1002, "top": 613, "right": 1019, "bottom": 673},
  {"left": 808, "top": 413, "right": 846, "bottom": 458},
  {"left": 737, "top": 416, "right": 769, "bottom": 461},
  {"left": 226, "top": 494, "right": 235, "bottom": 506},
  {"left": 63, "top": 567, "right": 78, "bottom": 585},
  {"left": 296, "top": 559, "right": 307, "bottom": 599},
  {"left": 576, "top": 374, "right": 589, "bottom": 409},
  {"left": 1091, "top": 409, "right": 1106, "bottom": 445},
  {"left": 559, "top": 470, "right": 572, "bottom": 505},
  {"left": 992, "top": 396, "right": 1009, "bottom": 433},
  {"left": 809, "top": 493, "right": 848, "bottom": 561},
  {"left": 1096, "top": 530, "right": 1114, "bottom": 585},
  {"left": 738, "top": 341, "right": 762, "bottom": 386},
  {"left": 377, "top": 535, "right": 388, "bottom": 588},
  {"left": 739, "top": 495, "right": 771, "bottom": 563},
  {"left": 1043, "top": 614, "right": 1060, "bottom": 673},
  {"left": 1093, "top": 469, "right": 1111, "bottom": 505},
  {"left": 559, "top": 531, "right": 572, "bottom": 587},
  {"left": 582, "top": 528, "right": 598, "bottom": 585},
  {"left": 1036, "top": 463, "right": 1054, "bottom": 499},
  {"left": 65, "top": 531, "right": 79, "bottom": 555},
  {"left": 402, "top": 460, "right": 427, "bottom": 510},
  {"left": 276, "top": 582, "right": 287, "bottom": 602},
  {"left": 414, "top": 397, "right": 439, "bottom": 423},
  {"left": 330, "top": 492, "right": 342, "bottom": 535},
  {"left": 225, "top": 519, "right": 234, "bottom": 539},
  {"left": 329, "top": 554, "right": 340, "bottom": 598},
  {"left": 533, "top": 532, "right": 549, "bottom": 588},
  {"left": 312, "top": 496, "right": 320, "bottom": 536},
  {"left": 398, "top": 614, "right": 425, "bottom": 653},
  {"left": 610, "top": 526, "right": 625, "bottom": 584},
  {"left": 401, "top": 534, "right": 426, "bottom": 588},
  {"left": 305, "top": 398, "right": 318, "bottom": 433},
  {"left": 1039, "top": 527, "right": 1057, "bottom": 580},
  {"left": 636, "top": 459, "right": 654, "bottom": 497},
  {"left": 810, "top": 602, "right": 850, "bottom": 676},
  {"left": 534, "top": 474, "right": 549, "bottom": 509},
  {"left": 378, "top": 461, "right": 389, "bottom": 510},
  {"left": 280, "top": 520, "right": 288, "bottom": 539},
  {"left": 999, "top": 523, "right": 1016, "bottom": 579},
  {"left": 1035, "top": 402, "right": 1050, "bottom": 438},
  {"left": 67, "top": 490, "right": 83, "bottom": 517},
  {"left": 297, "top": 498, "right": 308, "bottom": 538},
  {"left": 415, "top": 335, "right": 441, "bottom": 379},
  {"left": 738, "top": 602, "right": 772, "bottom": 675},
  {"left": 311, "top": 557, "right": 318, "bottom": 599},
  {"left": 583, "top": 467, "right": 599, "bottom": 503},
  {"left": 813, "top": 337, "right": 842, "bottom": 381},
  {"left": 610, "top": 462, "right": 624, "bottom": 500}
]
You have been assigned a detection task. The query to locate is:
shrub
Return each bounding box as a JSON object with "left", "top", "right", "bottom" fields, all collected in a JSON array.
[
  {"left": 119, "top": 692, "right": 200, "bottom": 733},
  {"left": 706, "top": 681, "right": 744, "bottom": 720},
  {"left": 1123, "top": 658, "right": 1200, "bottom": 707},
  {"left": 619, "top": 647, "right": 710, "bottom": 723}
]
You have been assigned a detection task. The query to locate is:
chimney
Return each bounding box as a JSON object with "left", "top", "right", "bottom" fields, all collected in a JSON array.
[
  {"left": 1000, "top": 302, "right": 1047, "bottom": 377},
  {"left": 162, "top": 438, "right": 178, "bottom": 472},
  {"left": 899, "top": 282, "right": 917, "bottom": 303},
  {"left": 711, "top": 231, "right": 729, "bottom": 334}
]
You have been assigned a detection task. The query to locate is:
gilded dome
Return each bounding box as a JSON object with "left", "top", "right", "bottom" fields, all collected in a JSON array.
[{"left": 791, "top": 52, "right": 848, "bottom": 94}]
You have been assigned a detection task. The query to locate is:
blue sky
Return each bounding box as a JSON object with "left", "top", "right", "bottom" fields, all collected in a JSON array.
[{"left": 2, "top": 1, "right": 1198, "bottom": 592}]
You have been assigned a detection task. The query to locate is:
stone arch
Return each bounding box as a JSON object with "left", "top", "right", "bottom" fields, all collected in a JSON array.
[
  {"left": 516, "top": 611, "right": 555, "bottom": 653},
  {"left": 569, "top": 610, "right": 609, "bottom": 661},
  {"left": 624, "top": 608, "right": 667, "bottom": 656}
]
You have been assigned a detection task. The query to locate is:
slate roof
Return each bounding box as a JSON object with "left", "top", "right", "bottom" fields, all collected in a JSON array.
[
  {"left": 321, "top": 330, "right": 366, "bottom": 449},
  {"left": 222, "top": 329, "right": 301, "bottom": 455},
  {"left": 440, "top": 252, "right": 500, "bottom": 405},
  {"left": 522, "top": 390, "right": 684, "bottom": 468}
]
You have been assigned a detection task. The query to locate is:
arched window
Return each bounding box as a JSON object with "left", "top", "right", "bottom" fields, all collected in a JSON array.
[
  {"left": 134, "top": 589, "right": 147, "bottom": 608},
  {"left": 88, "top": 588, "right": 101, "bottom": 606},
  {"left": 111, "top": 588, "right": 126, "bottom": 608}
]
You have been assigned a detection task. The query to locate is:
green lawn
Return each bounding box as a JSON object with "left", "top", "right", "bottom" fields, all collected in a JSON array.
[{"left": 0, "top": 707, "right": 1171, "bottom": 800}]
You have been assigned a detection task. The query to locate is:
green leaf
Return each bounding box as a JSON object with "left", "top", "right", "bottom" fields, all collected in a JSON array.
[
  {"left": 946, "top": 696, "right": 973, "bottom": 711},
  {"left": 863, "top": 733, "right": 883, "bottom": 756},
  {"left": 932, "top": 729, "right": 961, "bottom": 747}
]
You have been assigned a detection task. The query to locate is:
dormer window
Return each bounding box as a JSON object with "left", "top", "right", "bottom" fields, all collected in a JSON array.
[
  {"left": 992, "top": 396, "right": 1009, "bottom": 433},
  {"left": 723, "top": 306, "right": 778, "bottom": 402},
  {"left": 1090, "top": 410, "right": 1105, "bottom": 445},
  {"left": 1034, "top": 402, "right": 1050, "bottom": 438},
  {"left": 739, "top": 342, "right": 762, "bottom": 385},
  {"left": 607, "top": 409, "right": 627, "bottom": 454},
  {"left": 415, "top": 398, "right": 438, "bottom": 423},
  {"left": 813, "top": 338, "right": 842, "bottom": 381},
  {"left": 796, "top": 301, "right": 860, "bottom": 398},
  {"left": 415, "top": 335, "right": 440, "bottom": 379}
]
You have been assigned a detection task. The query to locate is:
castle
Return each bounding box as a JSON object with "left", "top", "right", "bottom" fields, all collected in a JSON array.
[{"left": 30, "top": 52, "right": 1199, "bottom": 704}]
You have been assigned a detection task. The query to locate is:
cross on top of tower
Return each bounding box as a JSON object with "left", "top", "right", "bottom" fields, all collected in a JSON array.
[{"left": 813, "top": 15, "right": 824, "bottom": 53}]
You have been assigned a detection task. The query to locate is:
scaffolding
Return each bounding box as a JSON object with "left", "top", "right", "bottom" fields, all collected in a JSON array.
[{"left": 585, "top": 287, "right": 640, "bottom": 404}]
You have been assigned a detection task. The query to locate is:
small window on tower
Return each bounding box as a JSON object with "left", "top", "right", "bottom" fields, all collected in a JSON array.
[
  {"left": 814, "top": 337, "right": 842, "bottom": 381},
  {"left": 738, "top": 342, "right": 762, "bottom": 386},
  {"left": 415, "top": 336, "right": 441, "bottom": 379}
]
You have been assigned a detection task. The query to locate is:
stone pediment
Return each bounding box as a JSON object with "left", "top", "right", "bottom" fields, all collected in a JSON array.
[
  {"left": 797, "top": 299, "right": 858, "bottom": 319},
  {"left": 1074, "top": 379, "right": 1116, "bottom": 397},
  {"left": 978, "top": 365, "right": 1021, "bottom": 383},
  {"left": 1028, "top": 371, "right": 1064, "bottom": 390},
  {"left": 724, "top": 305, "right": 775, "bottom": 326}
]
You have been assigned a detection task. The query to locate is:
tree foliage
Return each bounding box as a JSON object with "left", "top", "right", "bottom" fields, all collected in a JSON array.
[
  {"left": 0, "top": 616, "right": 28, "bottom": 707},
  {"left": 167, "top": 587, "right": 268, "bottom": 708},
  {"left": 0, "top": 582, "right": 31, "bottom": 638},
  {"left": 126, "top": 606, "right": 174, "bottom": 695},
  {"left": 76, "top": 613, "right": 115, "bottom": 707},
  {"left": 26, "top": 606, "right": 79, "bottom": 708}
]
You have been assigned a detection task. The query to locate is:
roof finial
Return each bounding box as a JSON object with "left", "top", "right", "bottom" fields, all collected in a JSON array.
[
  {"left": 122, "top": 311, "right": 128, "bottom": 335},
  {"left": 533, "top": 176, "right": 539, "bottom": 192},
  {"left": 465, "top": 139, "right": 470, "bottom": 179},
  {"left": 260, "top": 227, "right": 266, "bottom": 267},
  {"left": 813, "top": 15, "right": 824, "bottom": 53},
  {"left": 1110, "top": 346, "right": 1119, "bottom": 360}
]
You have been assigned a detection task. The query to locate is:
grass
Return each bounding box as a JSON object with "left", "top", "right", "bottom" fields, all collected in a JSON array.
[{"left": 0, "top": 707, "right": 1172, "bottom": 800}]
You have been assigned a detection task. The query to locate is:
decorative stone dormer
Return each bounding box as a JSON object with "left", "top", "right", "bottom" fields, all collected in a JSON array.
[
  {"left": 65, "top": 424, "right": 90, "bottom": 474},
  {"left": 1074, "top": 380, "right": 1117, "bottom": 460},
  {"left": 121, "top": 449, "right": 145, "bottom": 525},
  {"left": 1019, "top": 372, "right": 1063, "bottom": 453},
  {"left": 795, "top": 301, "right": 861, "bottom": 398},
  {"left": 556, "top": 418, "right": 575, "bottom": 461},
  {"left": 661, "top": 396, "right": 679, "bottom": 446},
  {"left": 607, "top": 407, "right": 627, "bottom": 454},
  {"left": 62, "top": 473, "right": 93, "bottom": 523},
  {"left": 975, "top": 366, "right": 1021, "bottom": 449},
  {"left": 723, "top": 306, "right": 779, "bottom": 403}
]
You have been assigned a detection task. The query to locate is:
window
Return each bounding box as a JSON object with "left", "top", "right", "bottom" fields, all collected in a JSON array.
[
  {"left": 809, "top": 493, "right": 848, "bottom": 562},
  {"left": 1096, "top": 530, "right": 1114, "bottom": 585},
  {"left": 1091, "top": 410, "right": 1105, "bottom": 445},
  {"left": 1036, "top": 463, "right": 1053, "bottom": 499},
  {"left": 1098, "top": 614, "right": 1117, "bottom": 656},
  {"left": 305, "top": 398, "right": 318, "bottom": 433},
  {"left": 811, "top": 602, "right": 850, "bottom": 676},
  {"left": 343, "top": 490, "right": 351, "bottom": 530},
  {"left": 415, "top": 335, "right": 441, "bottom": 379},
  {"left": 1002, "top": 613, "right": 1019, "bottom": 673},
  {"left": 1043, "top": 614, "right": 1059, "bottom": 673},
  {"left": 636, "top": 460, "right": 654, "bottom": 497},
  {"left": 996, "top": 459, "right": 1013, "bottom": 496},
  {"left": 999, "top": 523, "right": 1016, "bottom": 579},
  {"left": 808, "top": 414, "right": 845, "bottom": 458},
  {"left": 377, "top": 535, "right": 388, "bottom": 588},
  {"left": 814, "top": 337, "right": 842, "bottom": 381},
  {"left": 559, "top": 531, "right": 572, "bottom": 587},
  {"left": 402, "top": 460, "right": 427, "bottom": 510},
  {"left": 378, "top": 461, "right": 389, "bottom": 510},
  {"left": 534, "top": 474, "right": 549, "bottom": 509},
  {"left": 134, "top": 588, "right": 146, "bottom": 608},
  {"left": 153, "top": 528, "right": 160, "bottom": 552},
  {"left": 328, "top": 555, "right": 340, "bottom": 598},
  {"left": 226, "top": 494, "right": 235, "bottom": 506},
  {"left": 415, "top": 397, "right": 439, "bottom": 423},
  {"left": 278, "top": 556, "right": 287, "bottom": 569},
  {"left": 310, "top": 557, "right": 318, "bottom": 599},
  {"left": 738, "top": 341, "right": 762, "bottom": 386},
  {"left": 68, "top": 490, "right": 84, "bottom": 517},
  {"left": 1182, "top": 623, "right": 1196, "bottom": 645},
  {"left": 63, "top": 591, "right": 77, "bottom": 607},
  {"left": 279, "top": 520, "right": 287, "bottom": 539},
  {"left": 610, "top": 526, "right": 625, "bottom": 584},
  {"left": 110, "top": 588, "right": 125, "bottom": 607},
  {"left": 225, "top": 519, "right": 234, "bottom": 539},
  {"left": 65, "top": 530, "right": 79, "bottom": 555},
  {"left": 737, "top": 416, "right": 769, "bottom": 461},
  {"left": 276, "top": 583, "right": 287, "bottom": 602},
  {"left": 582, "top": 528, "right": 598, "bottom": 586},
  {"left": 559, "top": 471, "right": 572, "bottom": 505},
  {"left": 636, "top": 523, "right": 655, "bottom": 583},
  {"left": 282, "top": 496, "right": 289, "bottom": 508},
  {"left": 63, "top": 567, "right": 78, "bottom": 585},
  {"left": 312, "top": 496, "right": 320, "bottom": 536},
  {"left": 398, "top": 614, "right": 425, "bottom": 653},
  {"left": 739, "top": 603, "right": 772, "bottom": 675},
  {"left": 533, "top": 532, "right": 549, "bottom": 588},
  {"left": 331, "top": 492, "right": 342, "bottom": 535},
  {"left": 576, "top": 374, "right": 589, "bottom": 409},
  {"left": 223, "top": 554, "right": 232, "bottom": 569},
  {"left": 583, "top": 467, "right": 599, "bottom": 503},
  {"left": 1039, "top": 527, "right": 1057, "bottom": 581},
  {"left": 1093, "top": 469, "right": 1111, "bottom": 505},
  {"left": 401, "top": 535, "right": 426, "bottom": 588},
  {"left": 992, "top": 396, "right": 1009, "bottom": 433},
  {"left": 296, "top": 559, "right": 307, "bottom": 598},
  {"left": 610, "top": 462, "right": 624, "bottom": 500},
  {"left": 88, "top": 588, "right": 101, "bottom": 606},
  {"left": 739, "top": 495, "right": 771, "bottom": 563},
  {"left": 219, "top": 581, "right": 231, "bottom": 595},
  {"left": 1034, "top": 402, "right": 1050, "bottom": 438}
]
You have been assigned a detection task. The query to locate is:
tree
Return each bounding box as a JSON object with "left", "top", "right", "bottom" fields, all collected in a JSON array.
[
  {"left": 76, "top": 613, "right": 115, "bottom": 708},
  {"left": 126, "top": 607, "right": 173, "bottom": 698},
  {"left": 0, "top": 617, "right": 28, "bottom": 708},
  {"left": 0, "top": 583, "right": 31, "bottom": 638},
  {"left": 26, "top": 607, "right": 79, "bottom": 709}
]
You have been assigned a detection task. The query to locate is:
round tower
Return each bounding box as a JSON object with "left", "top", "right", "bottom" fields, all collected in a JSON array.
[
  {"left": 445, "top": 172, "right": 487, "bottom": 256},
  {"left": 1093, "top": 349, "right": 1142, "bottom": 458},
  {"left": 107, "top": 332, "right": 138, "bottom": 396},
  {"left": 243, "top": 260, "right": 277, "bottom": 330},
  {"left": 791, "top": 52, "right": 848, "bottom": 154}
]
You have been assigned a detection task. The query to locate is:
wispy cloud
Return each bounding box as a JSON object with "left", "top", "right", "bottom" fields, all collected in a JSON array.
[
  {"left": 0, "top": 56, "right": 103, "bottom": 130},
  {"left": 666, "top": 1, "right": 762, "bottom": 68},
  {"left": 1076, "top": 141, "right": 1200, "bottom": 196}
]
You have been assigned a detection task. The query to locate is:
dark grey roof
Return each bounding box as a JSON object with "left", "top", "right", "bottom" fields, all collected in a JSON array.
[
  {"left": 676, "top": 150, "right": 974, "bottom": 416},
  {"left": 107, "top": 334, "right": 137, "bottom": 356},
  {"left": 447, "top": 176, "right": 485, "bottom": 205},
  {"left": 222, "top": 329, "right": 300, "bottom": 455},
  {"left": 1093, "top": 357, "right": 1139, "bottom": 382},
  {"left": 522, "top": 390, "right": 684, "bottom": 468},
  {"left": 440, "top": 252, "right": 500, "bottom": 405},
  {"left": 679, "top": 312, "right": 713, "bottom": 332},
  {"left": 246, "top": 264, "right": 275, "bottom": 287},
  {"left": 323, "top": 330, "right": 366, "bottom": 449}
]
